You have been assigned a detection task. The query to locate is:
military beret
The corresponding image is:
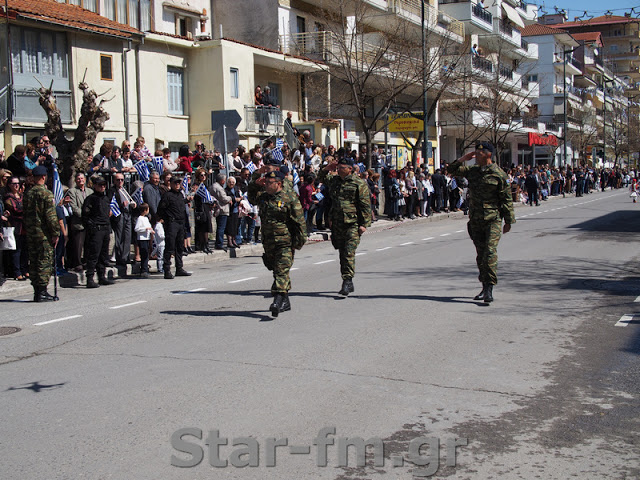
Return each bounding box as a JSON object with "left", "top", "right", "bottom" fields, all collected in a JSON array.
[
  {"left": 279, "top": 165, "right": 290, "bottom": 175},
  {"left": 338, "top": 157, "right": 355, "bottom": 166},
  {"left": 265, "top": 155, "right": 282, "bottom": 166},
  {"left": 265, "top": 171, "right": 285, "bottom": 180},
  {"left": 93, "top": 176, "right": 107, "bottom": 185},
  {"left": 32, "top": 166, "right": 48, "bottom": 176},
  {"left": 475, "top": 141, "right": 495, "bottom": 155}
]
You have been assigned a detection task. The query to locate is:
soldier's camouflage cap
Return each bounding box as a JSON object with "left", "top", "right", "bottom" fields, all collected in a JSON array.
[
  {"left": 475, "top": 142, "right": 495, "bottom": 154},
  {"left": 32, "top": 166, "right": 48, "bottom": 176},
  {"left": 265, "top": 171, "right": 285, "bottom": 180},
  {"left": 337, "top": 157, "right": 355, "bottom": 166}
]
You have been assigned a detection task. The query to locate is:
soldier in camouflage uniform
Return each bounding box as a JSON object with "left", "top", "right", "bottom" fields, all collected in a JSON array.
[
  {"left": 318, "top": 157, "right": 372, "bottom": 296},
  {"left": 447, "top": 142, "right": 515, "bottom": 303},
  {"left": 248, "top": 170, "right": 306, "bottom": 317},
  {"left": 23, "top": 166, "right": 61, "bottom": 302}
]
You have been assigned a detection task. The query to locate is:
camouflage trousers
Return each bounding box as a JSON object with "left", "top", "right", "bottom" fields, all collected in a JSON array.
[
  {"left": 467, "top": 219, "right": 502, "bottom": 285},
  {"left": 263, "top": 244, "right": 294, "bottom": 294},
  {"left": 331, "top": 224, "right": 361, "bottom": 280},
  {"left": 27, "top": 235, "right": 54, "bottom": 288}
]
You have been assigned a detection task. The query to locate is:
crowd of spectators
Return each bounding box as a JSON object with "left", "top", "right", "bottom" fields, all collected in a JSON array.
[{"left": 0, "top": 132, "right": 634, "bottom": 288}]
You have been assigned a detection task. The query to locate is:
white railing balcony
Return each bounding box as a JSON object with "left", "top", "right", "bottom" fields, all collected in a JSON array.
[{"left": 391, "top": 0, "right": 465, "bottom": 37}]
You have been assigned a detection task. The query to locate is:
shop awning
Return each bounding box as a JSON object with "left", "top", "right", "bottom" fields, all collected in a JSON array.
[{"left": 502, "top": 3, "right": 525, "bottom": 29}]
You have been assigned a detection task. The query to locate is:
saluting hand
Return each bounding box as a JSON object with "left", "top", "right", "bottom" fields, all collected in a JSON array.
[
  {"left": 503, "top": 223, "right": 511, "bottom": 234},
  {"left": 358, "top": 226, "right": 366, "bottom": 235}
]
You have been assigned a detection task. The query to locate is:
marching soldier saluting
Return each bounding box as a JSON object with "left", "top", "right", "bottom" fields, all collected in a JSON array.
[
  {"left": 447, "top": 142, "right": 515, "bottom": 303},
  {"left": 24, "top": 165, "right": 60, "bottom": 302},
  {"left": 318, "top": 157, "right": 372, "bottom": 296},
  {"left": 248, "top": 170, "right": 306, "bottom": 317}
]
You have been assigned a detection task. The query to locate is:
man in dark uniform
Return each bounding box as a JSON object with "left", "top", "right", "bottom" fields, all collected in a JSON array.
[
  {"left": 318, "top": 157, "right": 372, "bottom": 296},
  {"left": 82, "top": 176, "right": 115, "bottom": 288},
  {"left": 248, "top": 170, "right": 306, "bottom": 316},
  {"left": 24, "top": 165, "right": 60, "bottom": 301},
  {"left": 157, "top": 177, "right": 192, "bottom": 279},
  {"left": 447, "top": 142, "right": 515, "bottom": 303}
]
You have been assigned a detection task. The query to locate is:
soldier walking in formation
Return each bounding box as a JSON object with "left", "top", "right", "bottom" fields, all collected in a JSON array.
[
  {"left": 23, "top": 166, "right": 61, "bottom": 302},
  {"left": 447, "top": 142, "right": 515, "bottom": 303},
  {"left": 248, "top": 170, "right": 306, "bottom": 317},
  {"left": 318, "top": 157, "right": 372, "bottom": 296}
]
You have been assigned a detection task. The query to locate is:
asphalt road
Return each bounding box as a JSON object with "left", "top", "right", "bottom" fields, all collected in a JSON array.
[{"left": 0, "top": 189, "right": 638, "bottom": 480}]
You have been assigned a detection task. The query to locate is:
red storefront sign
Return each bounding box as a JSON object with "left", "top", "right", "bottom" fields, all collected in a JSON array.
[{"left": 528, "top": 132, "right": 558, "bottom": 147}]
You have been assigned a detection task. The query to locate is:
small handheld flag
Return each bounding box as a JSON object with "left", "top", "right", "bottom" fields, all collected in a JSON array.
[
  {"left": 134, "top": 160, "right": 150, "bottom": 182},
  {"left": 181, "top": 175, "right": 189, "bottom": 194},
  {"left": 132, "top": 187, "right": 144, "bottom": 205},
  {"left": 196, "top": 182, "right": 214, "bottom": 204},
  {"left": 110, "top": 194, "right": 121, "bottom": 217},
  {"left": 292, "top": 164, "right": 300, "bottom": 186},
  {"left": 153, "top": 156, "right": 164, "bottom": 174},
  {"left": 52, "top": 164, "right": 64, "bottom": 206},
  {"left": 275, "top": 138, "right": 284, "bottom": 148},
  {"left": 271, "top": 148, "right": 284, "bottom": 163},
  {"left": 247, "top": 162, "right": 257, "bottom": 174}
]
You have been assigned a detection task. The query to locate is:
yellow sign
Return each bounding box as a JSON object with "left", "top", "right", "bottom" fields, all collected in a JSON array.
[{"left": 388, "top": 113, "right": 424, "bottom": 133}]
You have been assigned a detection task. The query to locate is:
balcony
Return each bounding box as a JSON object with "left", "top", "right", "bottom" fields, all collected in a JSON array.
[
  {"left": 438, "top": 0, "right": 492, "bottom": 34},
  {"left": 498, "top": 19, "right": 513, "bottom": 37},
  {"left": 499, "top": 64, "right": 514, "bottom": 80},
  {"left": 522, "top": 117, "right": 539, "bottom": 128},
  {"left": 472, "top": 55, "right": 493, "bottom": 74},
  {"left": 390, "top": 0, "right": 465, "bottom": 38},
  {"left": 472, "top": 3, "right": 492, "bottom": 25},
  {"left": 521, "top": 77, "right": 529, "bottom": 90},
  {"left": 490, "top": 18, "right": 521, "bottom": 49},
  {"left": 545, "top": 122, "right": 560, "bottom": 132},
  {"left": 244, "top": 106, "right": 283, "bottom": 135},
  {"left": 11, "top": 88, "right": 73, "bottom": 124}
]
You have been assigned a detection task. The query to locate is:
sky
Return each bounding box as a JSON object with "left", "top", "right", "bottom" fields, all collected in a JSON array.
[{"left": 532, "top": 0, "right": 639, "bottom": 20}]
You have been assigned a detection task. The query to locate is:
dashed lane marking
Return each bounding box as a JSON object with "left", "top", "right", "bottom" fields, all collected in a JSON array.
[
  {"left": 440, "top": 233, "right": 451, "bottom": 237},
  {"left": 290, "top": 268, "right": 299, "bottom": 271},
  {"left": 376, "top": 247, "right": 393, "bottom": 251},
  {"left": 400, "top": 241, "right": 415, "bottom": 246},
  {"left": 110, "top": 300, "right": 148, "bottom": 310},
  {"left": 455, "top": 230, "right": 465, "bottom": 233},
  {"left": 314, "top": 259, "right": 335, "bottom": 265},
  {"left": 34, "top": 315, "right": 83, "bottom": 326},
  {"left": 228, "top": 277, "right": 258, "bottom": 284},
  {"left": 173, "top": 287, "right": 206, "bottom": 295},
  {"left": 615, "top": 314, "right": 638, "bottom": 327},
  {"left": 355, "top": 252, "right": 367, "bottom": 256},
  {"left": 422, "top": 237, "right": 434, "bottom": 241}
]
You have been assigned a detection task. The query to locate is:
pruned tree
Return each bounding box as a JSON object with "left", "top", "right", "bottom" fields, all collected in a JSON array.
[
  {"left": 568, "top": 106, "right": 598, "bottom": 166},
  {"left": 37, "top": 73, "right": 112, "bottom": 183},
  {"left": 296, "top": 0, "right": 468, "bottom": 168},
  {"left": 604, "top": 102, "right": 627, "bottom": 167}
]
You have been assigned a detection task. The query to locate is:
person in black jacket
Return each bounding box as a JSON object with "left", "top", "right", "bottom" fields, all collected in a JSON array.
[
  {"left": 524, "top": 168, "right": 540, "bottom": 206},
  {"left": 431, "top": 169, "right": 447, "bottom": 213},
  {"left": 82, "top": 176, "right": 114, "bottom": 288},
  {"left": 157, "top": 177, "right": 192, "bottom": 279}
]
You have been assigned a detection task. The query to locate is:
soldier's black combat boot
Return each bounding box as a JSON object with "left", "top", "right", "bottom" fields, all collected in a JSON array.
[
  {"left": 86, "top": 273, "right": 99, "bottom": 289},
  {"left": 34, "top": 286, "right": 58, "bottom": 302},
  {"left": 270, "top": 294, "right": 284, "bottom": 318},
  {"left": 98, "top": 275, "right": 115, "bottom": 286},
  {"left": 338, "top": 279, "right": 354, "bottom": 296},
  {"left": 474, "top": 283, "right": 488, "bottom": 301},
  {"left": 279, "top": 293, "right": 291, "bottom": 313},
  {"left": 484, "top": 284, "right": 494, "bottom": 303}
]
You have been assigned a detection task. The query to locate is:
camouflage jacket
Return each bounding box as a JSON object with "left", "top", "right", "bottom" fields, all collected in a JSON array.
[
  {"left": 250, "top": 170, "right": 294, "bottom": 195},
  {"left": 317, "top": 170, "right": 372, "bottom": 227},
  {"left": 23, "top": 184, "right": 60, "bottom": 241},
  {"left": 447, "top": 161, "right": 515, "bottom": 224},
  {"left": 248, "top": 181, "right": 307, "bottom": 250}
]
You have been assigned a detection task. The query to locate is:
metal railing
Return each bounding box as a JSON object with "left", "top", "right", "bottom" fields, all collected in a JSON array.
[
  {"left": 279, "top": 31, "right": 336, "bottom": 60},
  {"left": 0, "top": 85, "right": 9, "bottom": 127},
  {"left": 498, "top": 19, "right": 513, "bottom": 37},
  {"left": 244, "top": 106, "right": 283, "bottom": 135},
  {"left": 392, "top": 0, "right": 465, "bottom": 37},
  {"left": 283, "top": 118, "right": 299, "bottom": 149},
  {"left": 499, "top": 64, "right": 514, "bottom": 79},
  {"left": 521, "top": 78, "right": 530, "bottom": 90},
  {"left": 11, "top": 88, "right": 73, "bottom": 124},
  {"left": 545, "top": 122, "right": 560, "bottom": 131},
  {"left": 569, "top": 56, "right": 583, "bottom": 70},
  {"left": 472, "top": 55, "right": 493, "bottom": 73},
  {"left": 472, "top": 3, "right": 492, "bottom": 24},
  {"left": 520, "top": 39, "right": 529, "bottom": 51},
  {"left": 522, "top": 117, "right": 538, "bottom": 128}
]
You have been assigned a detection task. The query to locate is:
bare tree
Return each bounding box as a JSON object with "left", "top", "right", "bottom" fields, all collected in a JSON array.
[
  {"left": 568, "top": 106, "right": 598, "bottom": 166},
  {"left": 604, "top": 102, "right": 628, "bottom": 167},
  {"left": 295, "top": 0, "right": 467, "bottom": 168},
  {"left": 37, "top": 74, "right": 112, "bottom": 183}
]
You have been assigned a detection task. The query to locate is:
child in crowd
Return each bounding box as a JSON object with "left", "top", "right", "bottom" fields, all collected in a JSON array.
[
  {"left": 134, "top": 203, "right": 154, "bottom": 278},
  {"left": 152, "top": 217, "right": 165, "bottom": 273}
]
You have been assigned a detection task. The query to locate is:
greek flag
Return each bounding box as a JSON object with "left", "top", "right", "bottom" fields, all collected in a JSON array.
[
  {"left": 276, "top": 138, "right": 284, "bottom": 148},
  {"left": 247, "top": 162, "right": 256, "bottom": 174},
  {"left": 134, "top": 160, "right": 150, "bottom": 182},
  {"left": 271, "top": 148, "right": 284, "bottom": 163},
  {"left": 292, "top": 164, "right": 300, "bottom": 185},
  {"left": 52, "top": 164, "right": 64, "bottom": 206},
  {"left": 357, "top": 162, "right": 366, "bottom": 173},
  {"left": 181, "top": 175, "right": 189, "bottom": 194},
  {"left": 110, "top": 194, "right": 121, "bottom": 217},
  {"left": 132, "top": 187, "right": 143, "bottom": 206},
  {"left": 153, "top": 156, "right": 163, "bottom": 174},
  {"left": 196, "top": 182, "right": 214, "bottom": 204}
]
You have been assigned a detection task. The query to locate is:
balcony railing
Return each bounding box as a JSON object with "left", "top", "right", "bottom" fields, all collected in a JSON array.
[
  {"left": 521, "top": 78, "right": 530, "bottom": 89},
  {"left": 12, "top": 88, "right": 72, "bottom": 124},
  {"left": 499, "top": 64, "right": 514, "bottom": 80},
  {"left": 244, "top": 106, "right": 283, "bottom": 135},
  {"left": 472, "top": 4, "right": 492, "bottom": 24},
  {"left": 0, "top": 86, "right": 8, "bottom": 127},
  {"left": 279, "top": 31, "right": 336, "bottom": 60},
  {"left": 472, "top": 55, "right": 493, "bottom": 73},
  {"left": 569, "top": 56, "right": 583, "bottom": 70},
  {"left": 520, "top": 39, "right": 529, "bottom": 51},
  {"left": 523, "top": 117, "right": 538, "bottom": 128},
  {"left": 545, "top": 122, "right": 560, "bottom": 132},
  {"left": 498, "top": 19, "right": 513, "bottom": 37},
  {"left": 392, "top": 0, "right": 465, "bottom": 37}
]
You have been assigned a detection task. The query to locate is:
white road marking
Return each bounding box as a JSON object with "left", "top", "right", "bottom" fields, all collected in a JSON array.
[
  {"left": 615, "top": 314, "right": 637, "bottom": 327},
  {"left": 422, "top": 237, "right": 434, "bottom": 241},
  {"left": 440, "top": 233, "right": 451, "bottom": 237},
  {"left": 110, "top": 300, "right": 148, "bottom": 310},
  {"left": 634, "top": 295, "right": 640, "bottom": 303},
  {"left": 290, "top": 267, "right": 299, "bottom": 271},
  {"left": 173, "top": 287, "right": 206, "bottom": 295},
  {"left": 543, "top": 210, "right": 549, "bottom": 213},
  {"left": 376, "top": 247, "right": 393, "bottom": 251},
  {"left": 314, "top": 259, "right": 335, "bottom": 264},
  {"left": 455, "top": 230, "right": 465, "bottom": 233},
  {"left": 355, "top": 252, "right": 367, "bottom": 256},
  {"left": 228, "top": 277, "right": 258, "bottom": 283},
  {"left": 34, "top": 315, "right": 83, "bottom": 326},
  {"left": 400, "top": 241, "right": 414, "bottom": 246}
]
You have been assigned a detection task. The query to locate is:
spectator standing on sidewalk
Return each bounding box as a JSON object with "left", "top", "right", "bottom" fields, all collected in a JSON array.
[
  {"left": 157, "top": 177, "right": 192, "bottom": 279},
  {"left": 82, "top": 176, "right": 114, "bottom": 289},
  {"left": 134, "top": 203, "right": 154, "bottom": 278},
  {"left": 4, "top": 176, "right": 28, "bottom": 280}
]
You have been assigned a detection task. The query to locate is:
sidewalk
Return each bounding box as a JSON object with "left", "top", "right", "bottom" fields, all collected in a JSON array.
[{"left": 0, "top": 190, "right": 593, "bottom": 298}]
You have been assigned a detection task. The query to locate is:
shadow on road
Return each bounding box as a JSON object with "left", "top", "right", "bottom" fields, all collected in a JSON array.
[{"left": 5, "top": 381, "right": 66, "bottom": 393}]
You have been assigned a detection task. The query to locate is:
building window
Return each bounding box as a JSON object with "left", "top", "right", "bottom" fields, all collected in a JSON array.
[
  {"left": 230, "top": 68, "right": 239, "bottom": 98},
  {"left": 100, "top": 54, "right": 113, "bottom": 80},
  {"left": 175, "top": 14, "right": 193, "bottom": 38},
  {"left": 167, "top": 67, "right": 185, "bottom": 115},
  {"left": 103, "top": 0, "right": 150, "bottom": 29},
  {"left": 11, "top": 27, "right": 68, "bottom": 79}
]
